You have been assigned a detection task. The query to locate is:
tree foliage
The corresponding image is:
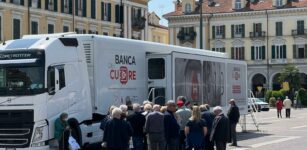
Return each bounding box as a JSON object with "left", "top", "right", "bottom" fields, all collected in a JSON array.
[{"left": 278, "top": 64, "right": 302, "bottom": 92}]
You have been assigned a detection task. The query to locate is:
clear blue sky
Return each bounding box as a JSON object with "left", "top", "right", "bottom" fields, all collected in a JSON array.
[{"left": 148, "top": 0, "right": 174, "bottom": 27}]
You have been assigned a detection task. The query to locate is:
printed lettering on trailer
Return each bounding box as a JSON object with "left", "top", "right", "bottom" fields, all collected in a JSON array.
[{"left": 109, "top": 55, "right": 137, "bottom": 85}]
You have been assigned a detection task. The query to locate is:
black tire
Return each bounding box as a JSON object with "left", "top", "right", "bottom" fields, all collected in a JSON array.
[{"left": 67, "top": 118, "right": 83, "bottom": 147}]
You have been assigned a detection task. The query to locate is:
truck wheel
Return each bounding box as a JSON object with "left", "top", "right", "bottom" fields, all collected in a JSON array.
[{"left": 67, "top": 118, "right": 82, "bottom": 146}]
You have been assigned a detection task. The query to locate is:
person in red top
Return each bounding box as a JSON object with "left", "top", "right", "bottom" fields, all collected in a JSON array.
[{"left": 275, "top": 97, "right": 283, "bottom": 118}]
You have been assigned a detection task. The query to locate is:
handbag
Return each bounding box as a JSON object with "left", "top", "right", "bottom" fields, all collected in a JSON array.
[{"left": 68, "top": 133, "right": 81, "bottom": 150}]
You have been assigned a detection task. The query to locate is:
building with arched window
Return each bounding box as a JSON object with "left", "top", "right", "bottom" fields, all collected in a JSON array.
[{"left": 164, "top": 0, "right": 307, "bottom": 98}]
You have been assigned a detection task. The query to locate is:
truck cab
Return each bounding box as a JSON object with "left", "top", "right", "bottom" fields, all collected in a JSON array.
[{"left": 0, "top": 35, "right": 92, "bottom": 149}]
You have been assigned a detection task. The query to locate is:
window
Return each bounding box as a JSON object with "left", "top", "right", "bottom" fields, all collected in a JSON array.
[
  {"left": 212, "top": 47, "right": 226, "bottom": 53},
  {"left": 58, "top": 67, "right": 65, "bottom": 90},
  {"left": 101, "top": 2, "right": 111, "bottom": 21},
  {"left": 293, "top": 45, "right": 307, "bottom": 59},
  {"left": 212, "top": 25, "right": 225, "bottom": 39},
  {"left": 11, "top": 0, "right": 24, "bottom": 5},
  {"left": 103, "top": 32, "right": 108, "bottom": 36},
  {"left": 297, "top": 20, "right": 305, "bottom": 35},
  {"left": 272, "top": 45, "right": 286, "bottom": 59},
  {"left": 115, "top": 5, "right": 124, "bottom": 23},
  {"left": 91, "top": 0, "right": 96, "bottom": 19},
  {"left": 251, "top": 46, "right": 266, "bottom": 60},
  {"left": 185, "top": 3, "right": 192, "bottom": 13},
  {"left": 253, "top": 23, "right": 262, "bottom": 33},
  {"left": 232, "top": 24, "right": 245, "bottom": 38},
  {"left": 75, "top": 28, "right": 86, "bottom": 34},
  {"left": 63, "top": 26, "right": 69, "bottom": 32},
  {"left": 48, "top": 24, "right": 54, "bottom": 34},
  {"left": 75, "top": 0, "right": 86, "bottom": 17},
  {"left": 276, "top": 0, "right": 283, "bottom": 7},
  {"left": 45, "top": 0, "right": 57, "bottom": 11},
  {"left": 47, "top": 67, "right": 55, "bottom": 94},
  {"left": 13, "top": 18, "right": 21, "bottom": 39},
  {"left": 31, "top": 21, "right": 38, "bottom": 34},
  {"left": 231, "top": 47, "right": 245, "bottom": 60},
  {"left": 89, "top": 30, "right": 98, "bottom": 34},
  {"left": 276, "top": 22, "right": 283, "bottom": 36},
  {"left": 61, "top": 0, "right": 72, "bottom": 14},
  {"left": 30, "top": 0, "right": 41, "bottom": 8},
  {"left": 235, "top": 0, "right": 241, "bottom": 9},
  {"left": 148, "top": 58, "right": 165, "bottom": 79}
]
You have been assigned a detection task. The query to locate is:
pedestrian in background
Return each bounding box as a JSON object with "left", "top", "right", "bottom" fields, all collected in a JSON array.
[
  {"left": 142, "top": 103, "right": 153, "bottom": 117},
  {"left": 127, "top": 103, "right": 146, "bottom": 150},
  {"left": 100, "top": 105, "right": 116, "bottom": 131},
  {"left": 276, "top": 98, "right": 283, "bottom": 118},
  {"left": 200, "top": 104, "right": 215, "bottom": 150},
  {"left": 161, "top": 106, "right": 167, "bottom": 113},
  {"left": 120, "top": 104, "right": 128, "bottom": 120},
  {"left": 185, "top": 106, "right": 207, "bottom": 150},
  {"left": 54, "top": 113, "right": 68, "bottom": 150},
  {"left": 227, "top": 99, "right": 240, "bottom": 147},
  {"left": 164, "top": 100, "right": 180, "bottom": 150},
  {"left": 210, "top": 106, "right": 230, "bottom": 150},
  {"left": 283, "top": 96, "right": 292, "bottom": 118},
  {"left": 145, "top": 105, "right": 166, "bottom": 150},
  {"left": 175, "top": 96, "right": 192, "bottom": 150},
  {"left": 102, "top": 108, "right": 133, "bottom": 150}
]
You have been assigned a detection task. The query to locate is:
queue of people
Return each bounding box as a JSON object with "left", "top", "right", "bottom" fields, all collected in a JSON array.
[{"left": 54, "top": 96, "right": 241, "bottom": 150}]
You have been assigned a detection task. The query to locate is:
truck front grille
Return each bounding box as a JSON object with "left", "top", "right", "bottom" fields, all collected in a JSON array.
[{"left": 0, "top": 110, "right": 34, "bottom": 148}]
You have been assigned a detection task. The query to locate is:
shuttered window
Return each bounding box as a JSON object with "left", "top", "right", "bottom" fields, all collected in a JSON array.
[
  {"left": 48, "top": 24, "right": 54, "bottom": 33},
  {"left": 251, "top": 46, "right": 265, "bottom": 60},
  {"left": 13, "top": 18, "right": 21, "bottom": 39},
  {"left": 31, "top": 21, "right": 38, "bottom": 34},
  {"left": 272, "top": 45, "right": 286, "bottom": 59},
  {"left": 91, "top": 0, "right": 95, "bottom": 19},
  {"left": 276, "top": 22, "right": 283, "bottom": 36}
]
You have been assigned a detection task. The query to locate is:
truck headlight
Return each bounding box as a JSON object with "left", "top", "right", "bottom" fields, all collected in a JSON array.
[
  {"left": 32, "top": 121, "right": 48, "bottom": 144},
  {"left": 33, "top": 126, "right": 44, "bottom": 143}
]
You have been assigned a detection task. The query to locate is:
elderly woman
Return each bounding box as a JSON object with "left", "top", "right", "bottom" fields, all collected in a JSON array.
[{"left": 102, "top": 108, "right": 133, "bottom": 150}]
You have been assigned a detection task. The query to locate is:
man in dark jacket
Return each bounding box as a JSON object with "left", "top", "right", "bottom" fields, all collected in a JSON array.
[
  {"left": 200, "top": 104, "right": 215, "bottom": 150},
  {"left": 210, "top": 106, "right": 230, "bottom": 150},
  {"left": 164, "top": 100, "right": 180, "bottom": 150},
  {"left": 103, "top": 108, "right": 133, "bottom": 150},
  {"left": 127, "top": 103, "right": 146, "bottom": 150},
  {"left": 227, "top": 99, "right": 240, "bottom": 146}
]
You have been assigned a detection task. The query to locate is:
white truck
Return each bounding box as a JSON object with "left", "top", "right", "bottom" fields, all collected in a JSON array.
[{"left": 0, "top": 33, "right": 247, "bottom": 149}]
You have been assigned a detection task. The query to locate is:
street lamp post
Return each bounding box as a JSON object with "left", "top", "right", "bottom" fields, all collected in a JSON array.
[{"left": 199, "top": 0, "right": 203, "bottom": 49}]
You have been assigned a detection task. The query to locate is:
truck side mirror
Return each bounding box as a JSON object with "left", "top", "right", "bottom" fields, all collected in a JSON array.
[{"left": 47, "top": 67, "right": 56, "bottom": 95}]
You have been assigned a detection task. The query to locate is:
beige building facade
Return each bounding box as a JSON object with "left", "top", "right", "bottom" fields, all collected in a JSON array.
[
  {"left": 165, "top": 0, "right": 307, "bottom": 97},
  {"left": 0, "top": 0, "right": 148, "bottom": 41},
  {"left": 148, "top": 12, "right": 169, "bottom": 44}
]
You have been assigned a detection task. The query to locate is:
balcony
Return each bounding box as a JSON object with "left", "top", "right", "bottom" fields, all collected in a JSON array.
[
  {"left": 177, "top": 29, "right": 196, "bottom": 41},
  {"left": 269, "top": 59, "right": 288, "bottom": 64},
  {"left": 132, "top": 17, "right": 146, "bottom": 31},
  {"left": 234, "top": 33, "right": 244, "bottom": 38},
  {"left": 215, "top": 34, "right": 224, "bottom": 39},
  {"left": 250, "top": 31, "right": 266, "bottom": 39},
  {"left": 292, "top": 29, "right": 307, "bottom": 36}
]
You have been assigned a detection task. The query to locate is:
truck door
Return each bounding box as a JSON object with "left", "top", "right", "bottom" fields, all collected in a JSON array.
[{"left": 147, "top": 55, "right": 172, "bottom": 105}]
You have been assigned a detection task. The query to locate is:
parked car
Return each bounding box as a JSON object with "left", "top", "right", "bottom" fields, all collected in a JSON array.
[{"left": 248, "top": 98, "right": 270, "bottom": 112}]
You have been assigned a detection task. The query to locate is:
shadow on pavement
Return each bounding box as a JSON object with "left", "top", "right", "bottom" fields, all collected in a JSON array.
[{"left": 238, "top": 130, "right": 272, "bottom": 141}]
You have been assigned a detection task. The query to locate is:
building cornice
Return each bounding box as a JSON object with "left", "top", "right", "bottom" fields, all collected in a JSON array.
[{"left": 166, "top": 6, "right": 307, "bottom": 21}]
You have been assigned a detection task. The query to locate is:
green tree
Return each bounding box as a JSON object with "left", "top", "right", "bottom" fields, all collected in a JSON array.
[{"left": 278, "top": 64, "right": 302, "bottom": 94}]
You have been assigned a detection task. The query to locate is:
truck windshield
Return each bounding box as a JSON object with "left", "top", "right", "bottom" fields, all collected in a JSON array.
[{"left": 0, "top": 66, "right": 45, "bottom": 96}]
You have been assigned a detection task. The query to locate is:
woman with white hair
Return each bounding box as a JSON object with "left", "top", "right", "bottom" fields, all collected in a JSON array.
[{"left": 102, "top": 108, "right": 133, "bottom": 150}]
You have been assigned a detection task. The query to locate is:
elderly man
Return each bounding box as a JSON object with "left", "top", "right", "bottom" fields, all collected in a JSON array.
[
  {"left": 145, "top": 105, "right": 165, "bottom": 150},
  {"left": 102, "top": 108, "right": 133, "bottom": 150},
  {"left": 127, "top": 103, "right": 146, "bottom": 150},
  {"left": 283, "top": 96, "right": 292, "bottom": 118},
  {"left": 175, "top": 96, "right": 191, "bottom": 150},
  {"left": 227, "top": 99, "right": 240, "bottom": 147},
  {"left": 210, "top": 106, "right": 230, "bottom": 150},
  {"left": 164, "top": 100, "right": 180, "bottom": 150}
]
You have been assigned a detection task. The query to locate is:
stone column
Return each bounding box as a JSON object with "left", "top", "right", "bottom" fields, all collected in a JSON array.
[
  {"left": 124, "top": 4, "right": 128, "bottom": 38},
  {"left": 170, "top": 27, "right": 174, "bottom": 45},
  {"left": 128, "top": 5, "right": 132, "bottom": 39}
]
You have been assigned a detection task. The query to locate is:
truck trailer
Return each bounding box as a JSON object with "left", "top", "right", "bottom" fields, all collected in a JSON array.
[{"left": 0, "top": 33, "right": 247, "bottom": 149}]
